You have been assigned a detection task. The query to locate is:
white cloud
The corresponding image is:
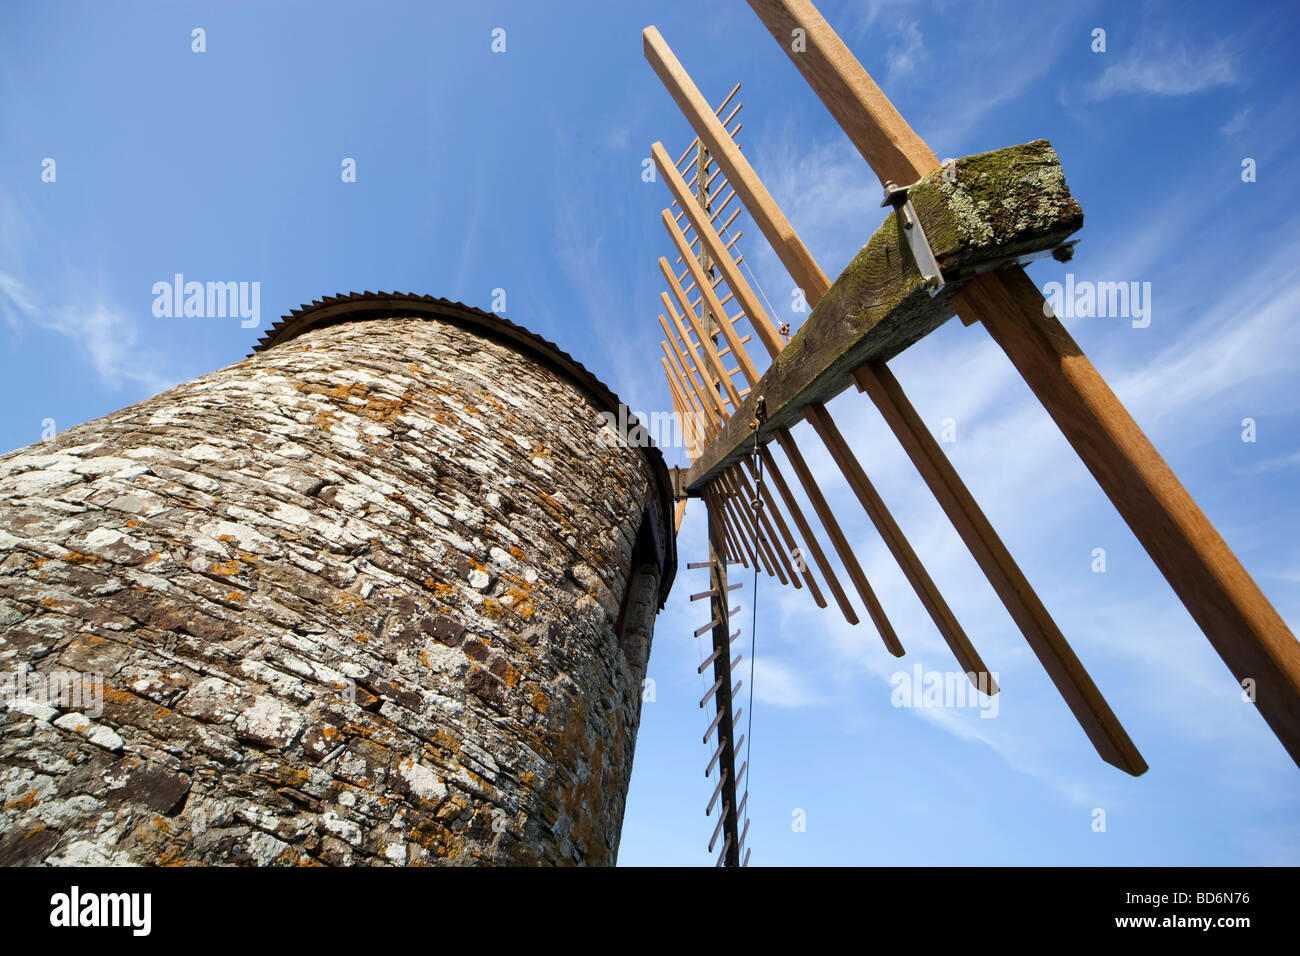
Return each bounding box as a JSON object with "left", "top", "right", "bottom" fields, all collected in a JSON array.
[
  {"left": 885, "top": 21, "right": 925, "bottom": 85},
  {"left": 0, "top": 271, "right": 175, "bottom": 395},
  {"left": 749, "top": 657, "right": 821, "bottom": 709},
  {"left": 1219, "top": 106, "right": 1252, "bottom": 137},
  {"left": 1088, "top": 39, "right": 1238, "bottom": 99}
]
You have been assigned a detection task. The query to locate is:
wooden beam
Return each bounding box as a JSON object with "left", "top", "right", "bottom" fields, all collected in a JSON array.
[
  {"left": 703, "top": 506, "right": 742, "bottom": 866},
  {"left": 659, "top": 258, "right": 742, "bottom": 409},
  {"left": 959, "top": 267, "right": 1300, "bottom": 768},
  {"left": 775, "top": 427, "right": 902, "bottom": 654},
  {"left": 660, "top": 128, "right": 987, "bottom": 682},
  {"left": 646, "top": 23, "right": 828, "bottom": 303},
  {"left": 680, "top": 140, "right": 1082, "bottom": 490},
  {"left": 803, "top": 401, "right": 994, "bottom": 688},
  {"left": 652, "top": 14, "right": 1146, "bottom": 771},
  {"left": 741, "top": 453, "right": 824, "bottom": 604},
  {"left": 661, "top": 207, "right": 762, "bottom": 386},
  {"left": 745, "top": 0, "right": 938, "bottom": 189},
  {"left": 760, "top": 443, "right": 855, "bottom": 623},
  {"left": 744, "top": 0, "right": 1300, "bottom": 771}
]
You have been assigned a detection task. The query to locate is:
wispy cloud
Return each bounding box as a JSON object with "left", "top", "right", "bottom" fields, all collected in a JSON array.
[
  {"left": 885, "top": 20, "right": 925, "bottom": 86},
  {"left": 1219, "top": 106, "right": 1252, "bottom": 137},
  {"left": 0, "top": 271, "right": 175, "bottom": 394},
  {"left": 750, "top": 657, "right": 821, "bottom": 709},
  {"left": 1235, "top": 449, "right": 1300, "bottom": 477},
  {"left": 1088, "top": 38, "right": 1238, "bottom": 99}
]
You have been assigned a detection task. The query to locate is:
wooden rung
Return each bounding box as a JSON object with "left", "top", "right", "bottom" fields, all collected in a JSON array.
[
  {"left": 690, "top": 581, "right": 742, "bottom": 602},
  {"left": 715, "top": 834, "right": 731, "bottom": 868},
  {"left": 699, "top": 675, "right": 724, "bottom": 707},
  {"left": 706, "top": 769, "right": 727, "bottom": 815},
  {"left": 709, "top": 801, "right": 729, "bottom": 850},
  {"left": 706, "top": 738, "right": 727, "bottom": 777},
  {"left": 702, "top": 705, "right": 739, "bottom": 744},
  {"left": 694, "top": 618, "right": 722, "bottom": 639},
  {"left": 672, "top": 82, "right": 741, "bottom": 168}
]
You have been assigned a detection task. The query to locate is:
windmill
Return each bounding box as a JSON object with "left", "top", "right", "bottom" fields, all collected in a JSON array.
[{"left": 642, "top": 0, "right": 1300, "bottom": 866}]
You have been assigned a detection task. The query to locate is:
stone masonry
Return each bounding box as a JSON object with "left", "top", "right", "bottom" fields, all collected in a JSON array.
[{"left": 0, "top": 299, "right": 675, "bottom": 866}]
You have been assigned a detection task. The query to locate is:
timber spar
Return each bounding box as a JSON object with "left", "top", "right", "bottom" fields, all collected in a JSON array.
[{"left": 645, "top": 0, "right": 1300, "bottom": 866}]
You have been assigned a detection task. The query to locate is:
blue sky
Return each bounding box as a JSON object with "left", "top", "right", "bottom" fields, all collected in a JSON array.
[{"left": 2, "top": 0, "right": 1297, "bottom": 866}]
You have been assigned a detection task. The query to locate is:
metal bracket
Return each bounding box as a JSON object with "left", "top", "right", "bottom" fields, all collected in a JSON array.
[
  {"left": 881, "top": 180, "right": 945, "bottom": 297},
  {"left": 668, "top": 466, "right": 689, "bottom": 501}
]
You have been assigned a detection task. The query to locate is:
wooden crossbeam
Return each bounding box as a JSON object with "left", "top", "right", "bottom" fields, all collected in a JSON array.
[
  {"left": 701, "top": 506, "right": 742, "bottom": 867},
  {"left": 644, "top": 30, "right": 1132, "bottom": 771},
  {"left": 743, "top": 0, "right": 1300, "bottom": 772},
  {"left": 647, "top": 10, "right": 1145, "bottom": 772},
  {"left": 657, "top": 137, "right": 996, "bottom": 678},
  {"left": 664, "top": 176, "right": 885, "bottom": 632},
  {"left": 676, "top": 138, "right": 1082, "bottom": 490}
]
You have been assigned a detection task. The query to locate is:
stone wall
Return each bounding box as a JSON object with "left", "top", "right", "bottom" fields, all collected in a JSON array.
[{"left": 0, "top": 307, "right": 673, "bottom": 866}]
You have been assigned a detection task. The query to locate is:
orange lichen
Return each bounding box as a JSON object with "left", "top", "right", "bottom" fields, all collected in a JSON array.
[
  {"left": 363, "top": 396, "right": 408, "bottom": 422},
  {"left": 329, "top": 382, "right": 370, "bottom": 401},
  {"left": 60, "top": 552, "right": 99, "bottom": 565},
  {"left": 2, "top": 789, "right": 41, "bottom": 812}
]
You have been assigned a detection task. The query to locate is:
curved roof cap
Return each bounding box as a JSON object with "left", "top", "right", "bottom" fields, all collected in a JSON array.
[{"left": 252, "top": 291, "right": 677, "bottom": 605}]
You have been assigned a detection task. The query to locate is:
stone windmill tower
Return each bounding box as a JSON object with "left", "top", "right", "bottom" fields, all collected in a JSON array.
[{"left": 0, "top": 294, "right": 676, "bottom": 866}]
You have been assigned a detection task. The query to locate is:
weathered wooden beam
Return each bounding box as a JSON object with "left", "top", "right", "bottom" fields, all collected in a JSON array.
[
  {"left": 962, "top": 267, "right": 1300, "bottom": 769},
  {"left": 745, "top": 0, "right": 1300, "bottom": 774},
  {"left": 704, "top": 504, "right": 742, "bottom": 866},
  {"left": 681, "top": 140, "right": 1082, "bottom": 491},
  {"left": 746, "top": 0, "right": 938, "bottom": 189}
]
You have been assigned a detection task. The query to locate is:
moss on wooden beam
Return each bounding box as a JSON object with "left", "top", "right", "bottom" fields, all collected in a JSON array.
[{"left": 683, "top": 139, "right": 1082, "bottom": 493}]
